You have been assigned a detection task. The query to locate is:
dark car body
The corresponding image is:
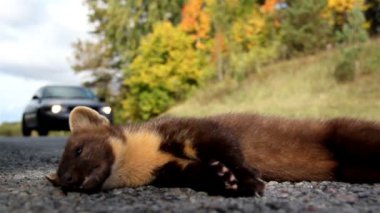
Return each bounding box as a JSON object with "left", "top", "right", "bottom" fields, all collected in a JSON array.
[{"left": 22, "top": 86, "right": 113, "bottom": 136}]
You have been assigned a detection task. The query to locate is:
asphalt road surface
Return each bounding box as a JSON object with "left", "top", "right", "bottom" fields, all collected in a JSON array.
[{"left": 1, "top": 137, "right": 379, "bottom": 212}]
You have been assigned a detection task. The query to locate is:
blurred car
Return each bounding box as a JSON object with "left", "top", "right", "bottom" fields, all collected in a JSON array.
[{"left": 21, "top": 85, "right": 113, "bottom": 136}]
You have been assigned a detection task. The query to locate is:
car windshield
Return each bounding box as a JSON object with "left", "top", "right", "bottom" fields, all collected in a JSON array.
[{"left": 42, "top": 86, "right": 97, "bottom": 99}]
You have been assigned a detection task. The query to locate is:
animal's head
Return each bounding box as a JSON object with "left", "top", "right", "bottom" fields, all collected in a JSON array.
[{"left": 46, "top": 106, "right": 121, "bottom": 192}]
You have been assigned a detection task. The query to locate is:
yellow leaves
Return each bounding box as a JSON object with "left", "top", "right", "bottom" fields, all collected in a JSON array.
[
  {"left": 328, "top": 0, "right": 364, "bottom": 13},
  {"left": 123, "top": 21, "right": 205, "bottom": 120},
  {"left": 231, "top": 10, "right": 267, "bottom": 50},
  {"left": 327, "top": 0, "right": 366, "bottom": 27}
]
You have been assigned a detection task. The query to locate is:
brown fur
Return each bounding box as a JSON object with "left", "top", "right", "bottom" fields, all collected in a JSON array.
[
  {"left": 210, "top": 114, "right": 337, "bottom": 181},
  {"left": 210, "top": 114, "right": 380, "bottom": 182},
  {"left": 103, "top": 129, "right": 193, "bottom": 189},
  {"left": 47, "top": 107, "right": 380, "bottom": 196}
]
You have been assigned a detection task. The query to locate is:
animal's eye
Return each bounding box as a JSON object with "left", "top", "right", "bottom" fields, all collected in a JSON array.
[{"left": 75, "top": 146, "right": 83, "bottom": 156}]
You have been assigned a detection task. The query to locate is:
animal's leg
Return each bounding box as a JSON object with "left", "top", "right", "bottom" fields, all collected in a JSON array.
[
  {"left": 152, "top": 160, "right": 263, "bottom": 197},
  {"left": 187, "top": 123, "right": 265, "bottom": 196},
  {"left": 155, "top": 119, "right": 265, "bottom": 196}
]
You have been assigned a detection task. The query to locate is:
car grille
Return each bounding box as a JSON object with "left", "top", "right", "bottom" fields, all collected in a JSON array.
[{"left": 68, "top": 106, "right": 99, "bottom": 113}]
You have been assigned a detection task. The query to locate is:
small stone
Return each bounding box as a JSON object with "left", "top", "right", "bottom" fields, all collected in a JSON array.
[{"left": 336, "top": 194, "right": 358, "bottom": 204}]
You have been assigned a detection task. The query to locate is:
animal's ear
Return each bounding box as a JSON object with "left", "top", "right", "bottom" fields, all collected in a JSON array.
[
  {"left": 69, "top": 106, "right": 110, "bottom": 133},
  {"left": 46, "top": 173, "right": 61, "bottom": 187}
]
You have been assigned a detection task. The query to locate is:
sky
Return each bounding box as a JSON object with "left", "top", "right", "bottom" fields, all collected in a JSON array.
[{"left": 0, "top": 0, "right": 92, "bottom": 124}]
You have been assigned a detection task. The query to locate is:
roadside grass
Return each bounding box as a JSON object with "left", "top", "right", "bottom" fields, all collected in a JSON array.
[
  {"left": 0, "top": 122, "right": 21, "bottom": 136},
  {"left": 0, "top": 122, "right": 69, "bottom": 137},
  {"left": 167, "top": 39, "right": 380, "bottom": 120}
]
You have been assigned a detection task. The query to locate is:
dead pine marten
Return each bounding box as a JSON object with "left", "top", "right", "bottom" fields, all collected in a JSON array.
[{"left": 47, "top": 106, "right": 380, "bottom": 197}]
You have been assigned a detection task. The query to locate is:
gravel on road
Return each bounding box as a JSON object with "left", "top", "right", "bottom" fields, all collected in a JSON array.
[{"left": 1, "top": 137, "right": 379, "bottom": 212}]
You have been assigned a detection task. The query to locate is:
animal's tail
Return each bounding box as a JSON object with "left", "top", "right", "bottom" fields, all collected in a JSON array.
[{"left": 327, "top": 118, "right": 380, "bottom": 182}]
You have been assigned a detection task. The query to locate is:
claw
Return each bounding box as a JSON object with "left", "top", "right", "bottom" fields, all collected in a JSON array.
[
  {"left": 210, "top": 161, "right": 220, "bottom": 166},
  {"left": 229, "top": 175, "right": 237, "bottom": 183},
  {"left": 257, "top": 178, "right": 266, "bottom": 184},
  {"left": 225, "top": 183, "right": 238, "bottom": 190},
  {"left": 222, "top": 166, "right": 229, "bottom": 173}
]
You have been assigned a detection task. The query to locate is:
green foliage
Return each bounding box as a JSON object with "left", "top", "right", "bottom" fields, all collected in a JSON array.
[
  {"left": 334, "top": 48, "right": 358, "bottom": 82},
  {"left": 336, "top": 6, "right": 369, "bottom": 44},
  {"left": 229, "top": 10, "right": 282, "bottom": 79},
  {"left": 206, "top": 0, "right": 260, "bottom": 80},
  {"left": 122, "top": 22, "right": 205, "bottom": 120},
  {"left": 73, "top": 0, "right": 185, "bottom": 78},
  {"left": 206, "top": 1, "right": 282, "bottom": 80},
  {"left": 230, "top": 40, "right": 281, "bottom": 80},
  {"left": 280, "top": 0, "right": 334, "bottom": 57},
  {"left": 85, "top": 0, "right": 185, "bottom": 62},
  {"left": 334, "top": 6, "right": 369, "bottom": 82},
  {"left": 70, "top": 0, "right": 378, "bottom": 122},
  {"left": 72, "top": 0, "right": 186, "bottom": 122}
]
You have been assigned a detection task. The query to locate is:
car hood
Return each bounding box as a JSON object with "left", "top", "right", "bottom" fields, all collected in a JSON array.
[{"left": 41, "top": 98, "right": 106, "bottom": 107}]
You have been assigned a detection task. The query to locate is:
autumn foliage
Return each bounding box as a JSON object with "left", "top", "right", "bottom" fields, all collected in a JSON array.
[
  {"left": 181, "top": 0, "right": 211, "bottom": 49},
  {"left": 72, "top": 0, "right": 377, "bottom": 121},
  {"left": 327, "top": 0, "right": 366, "bottom": 27},
  {"left": 328, "top": 0, "right": 364, "bottom": 13},
  {"left": 123, "top": 22, "right": 205, "bottom": 120},
  {"left": 261, "top": 0, "right": 279, "bottom": 13}
]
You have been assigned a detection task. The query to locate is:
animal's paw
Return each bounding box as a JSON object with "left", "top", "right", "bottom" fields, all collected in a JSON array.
[
  {"left": 210, "top": 160, "right": 239, "bottom": 191},
  {"left": 209, "top": 160, "right": 266, "bottom": 197},
  {"left": 236, "top": 166, "right": 266, "bottom": 197}
]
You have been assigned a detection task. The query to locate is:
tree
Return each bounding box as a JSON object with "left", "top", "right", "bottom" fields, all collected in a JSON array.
[
  {"left": 365, "top": 0, "right": 380, "bottom": 35},
  {"left": 71, "top": 0, "right": 186, "bottom": 123},
  {"left": 84, "top": 0, "right": 185, "bottom": 62},
  {"left": 181, "top": 0, "right": 212, "bottom": 49},
  {"left": 206, "top": 0, "right": 258, "bottom": 80},
  {"left": 122, "top": 22, "right": 205, "bottom": 120},
  {"left": 71, "top": 40, "right": 119, "bottom": 98},
  {"left": 72, "top": 0, "right": 186, "bottom": 91},
  {"left": 281, "top": 0, "right": 334, "bottom": 57},
  {"left": 334, "top": 6, "right": 369, "bottom": 82},
  {"left": 229, "top": 7, "right": 281, "bottom": 79},
  {"left": 327, "top": 0, "right": 365, "bottom": 30}
]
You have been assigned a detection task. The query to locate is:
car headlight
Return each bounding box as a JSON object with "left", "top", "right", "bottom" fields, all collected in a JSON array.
[
  {"left": 51, "top": 105, "right": 62, "bottom": 114},
  {"left": 100, "top": 106, "right": 112, "bottom": 115}
]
